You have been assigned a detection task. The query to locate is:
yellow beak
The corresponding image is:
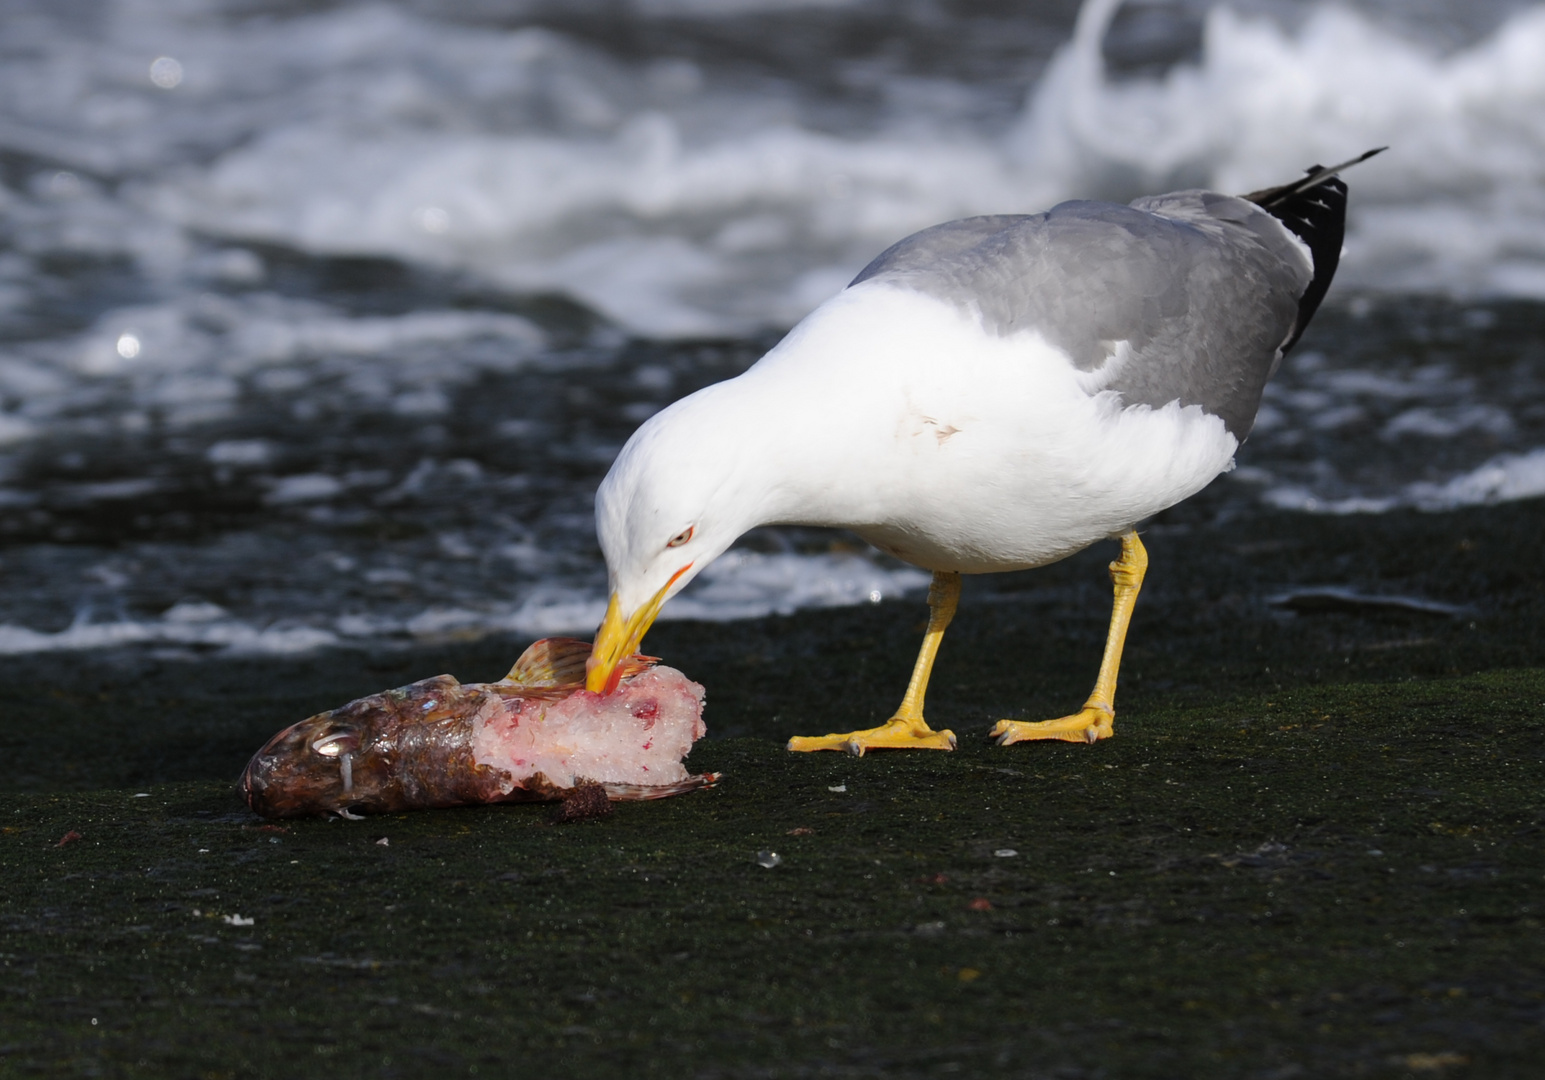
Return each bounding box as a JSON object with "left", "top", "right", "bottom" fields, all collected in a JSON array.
[{"left": 585, "top": 564, "right": 691, "bottom": 694}]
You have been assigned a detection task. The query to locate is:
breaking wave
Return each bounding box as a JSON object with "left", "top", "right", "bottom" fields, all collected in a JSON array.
[{"left": 5, "top": 0, "right": 1544, "bottom": 338}]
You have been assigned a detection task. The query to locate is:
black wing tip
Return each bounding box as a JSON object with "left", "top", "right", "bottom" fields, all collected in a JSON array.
[
  {"left": 1243, "top": 147, "right": 1387, "bottom": 209},
  {"left": 1246, "top": 148, "right": 1385, "bottom": 354}
]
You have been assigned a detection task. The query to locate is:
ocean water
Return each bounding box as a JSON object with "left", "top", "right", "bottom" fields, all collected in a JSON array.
[{"left": 1, "top": 0, "right": 1543, "bottom": 656}]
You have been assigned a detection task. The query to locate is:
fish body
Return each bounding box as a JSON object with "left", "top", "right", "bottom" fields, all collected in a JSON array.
[{"left": 240, "top": 638, "right": 718, "bottom": 819}]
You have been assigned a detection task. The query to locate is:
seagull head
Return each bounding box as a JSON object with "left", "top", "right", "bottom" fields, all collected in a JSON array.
[{"left": 586, "top": 387, "right": 774, "bottom": 693}]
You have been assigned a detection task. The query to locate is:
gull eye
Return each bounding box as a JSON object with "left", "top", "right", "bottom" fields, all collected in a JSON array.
[{"left": 666, "top": 526, "right": 694, "bottom": 549}]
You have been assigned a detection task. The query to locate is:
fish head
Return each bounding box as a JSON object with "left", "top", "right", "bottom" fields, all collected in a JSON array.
[{"left": 240, "top": 675, "right": 460, "bottom": 818}]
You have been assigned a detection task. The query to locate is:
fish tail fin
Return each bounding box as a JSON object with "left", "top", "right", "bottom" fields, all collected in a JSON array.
[
  {"left": 612, "top": 653, "right": 661, "bottom": 683},
  {"left": 600, "top": 772, "right": 722, "bottom": 801}
]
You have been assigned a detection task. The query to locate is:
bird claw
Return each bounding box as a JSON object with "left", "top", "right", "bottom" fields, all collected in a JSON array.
[
  {"left": 787, "top": 719, "right": 956, "bottom": 754},
  {"left": 990, "top": 709, "right": 1114, "bottom": 747}
]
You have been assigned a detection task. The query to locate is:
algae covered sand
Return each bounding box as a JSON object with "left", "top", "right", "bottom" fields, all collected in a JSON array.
[{"left": 4, "top": 501, "right": 1545, "bottom": 1077}]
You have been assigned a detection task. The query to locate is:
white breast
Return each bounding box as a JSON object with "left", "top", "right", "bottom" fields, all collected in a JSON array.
[{"left": 736, "top": 282, "right": 1241, "bottom": 573}]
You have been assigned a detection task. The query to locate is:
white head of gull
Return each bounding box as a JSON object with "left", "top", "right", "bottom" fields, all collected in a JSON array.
[{"left": 586, "top": 150, "right": 1385, "bottom": 756}]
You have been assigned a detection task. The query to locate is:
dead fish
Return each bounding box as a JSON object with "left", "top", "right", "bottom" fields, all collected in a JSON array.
[{"left": 240, "top": 637, "right": 719, "bottom": 819}]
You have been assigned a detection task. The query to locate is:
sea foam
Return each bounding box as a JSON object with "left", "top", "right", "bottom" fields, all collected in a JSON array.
[
  {"left": 1263, "top": 447, "right": 1545, "bottom": 514},
  {"left": 136, "top": 0, "right": 1545, "bottom": 333}
]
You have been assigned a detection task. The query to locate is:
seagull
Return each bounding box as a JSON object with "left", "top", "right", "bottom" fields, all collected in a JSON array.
[{"left": 584, "top": 149, "right": 1384, "bottom": 755}]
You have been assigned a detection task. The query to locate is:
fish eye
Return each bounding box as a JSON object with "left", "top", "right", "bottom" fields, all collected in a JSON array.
[
  {"left": 312, "top": 729, "right": 359, "bottom": 757},
  {"left": 666, "top": 526, "right": 694, "bottom": 549}
]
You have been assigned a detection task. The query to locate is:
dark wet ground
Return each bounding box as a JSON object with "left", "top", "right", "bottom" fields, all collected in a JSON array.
[{"left": 3, "top": 498, "right": 1544, "bottom": 1077}]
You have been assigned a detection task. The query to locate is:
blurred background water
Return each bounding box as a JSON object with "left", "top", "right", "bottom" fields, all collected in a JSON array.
[{"left": 2, "top": 0, "right": 1544, "bottom": 658}]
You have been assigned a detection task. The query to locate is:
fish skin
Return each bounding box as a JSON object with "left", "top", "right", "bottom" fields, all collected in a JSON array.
[{"left": 240, "top": 639, "right": 719, "bottom": 819}]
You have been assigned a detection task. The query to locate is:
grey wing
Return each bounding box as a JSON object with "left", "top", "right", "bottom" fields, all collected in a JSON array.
[
  {"left": 851, "top": 215, "right": 1040, "bottom": 282},
  {"left": 849, "top": 194, "right": 1314, "bottom": 439}
]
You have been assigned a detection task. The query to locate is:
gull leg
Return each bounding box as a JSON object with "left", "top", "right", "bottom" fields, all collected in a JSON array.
[
  {"left": 991, "top": 530, "right": 1148, "bottom": 746},
  {"left": 788, "top": 571, "right": 960, "bottom": 756}
]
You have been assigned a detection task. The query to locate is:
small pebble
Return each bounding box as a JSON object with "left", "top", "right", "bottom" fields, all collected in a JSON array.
[
  {"left": 828, "top": 784, "right": 847, "bottom": 793},
  {"left": 755, "top": 850, "right": 782, "bottom": 868},
  {"left": 994, "top": 848, "right": 1018, "bottom": 858}
]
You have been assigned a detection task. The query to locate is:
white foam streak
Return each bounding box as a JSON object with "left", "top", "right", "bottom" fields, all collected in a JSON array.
[
  {"left": 510, "top": 551, "right": 929, "bottom": 636},
  {"left": 632, "top": 0, "right": 863, "bottom": 13},
  {"left": 666, "top": 550, "right": 932, "bottom": 621},
  {"left": 0, "top": 606, "right": 338, "bottom": 657},
  {"left": 1264, "top": 447, "right": 1545, "bottom": 514},
  {"left": 0, "top": 550, "right": 927, "bottom": 657},
  {"left": 3, "top": 296, "right": 545, "bottom": 439},
  {"left": 1410, "top": 448, "right": 1545, "bottom": 507}
]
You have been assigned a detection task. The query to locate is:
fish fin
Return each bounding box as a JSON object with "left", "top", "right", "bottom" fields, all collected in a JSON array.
[
  {"left": 501, "top": 637, "right": 593, "bottom": 687},
  {"left": 613, "top": 653, "right": 661, "bottom": 682},
  {"left": 599, "top": 772, "right": 722, "bottom": 801},
  {"left": 502, "top": 638, "right": 661, "bottom": 688}
]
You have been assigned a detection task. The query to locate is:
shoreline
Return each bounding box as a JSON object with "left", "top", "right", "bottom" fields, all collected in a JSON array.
[{"left": 5, "top": 498, "right": 1541, "bottom": 792}]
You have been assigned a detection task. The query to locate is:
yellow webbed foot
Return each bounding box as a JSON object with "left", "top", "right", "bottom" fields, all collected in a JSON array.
[
  {"left": 990, "top": 707, "right": 1113, "bottom": 747},
  {"left": 787, "top": 718, "right": 957, "bottom": 757}
]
